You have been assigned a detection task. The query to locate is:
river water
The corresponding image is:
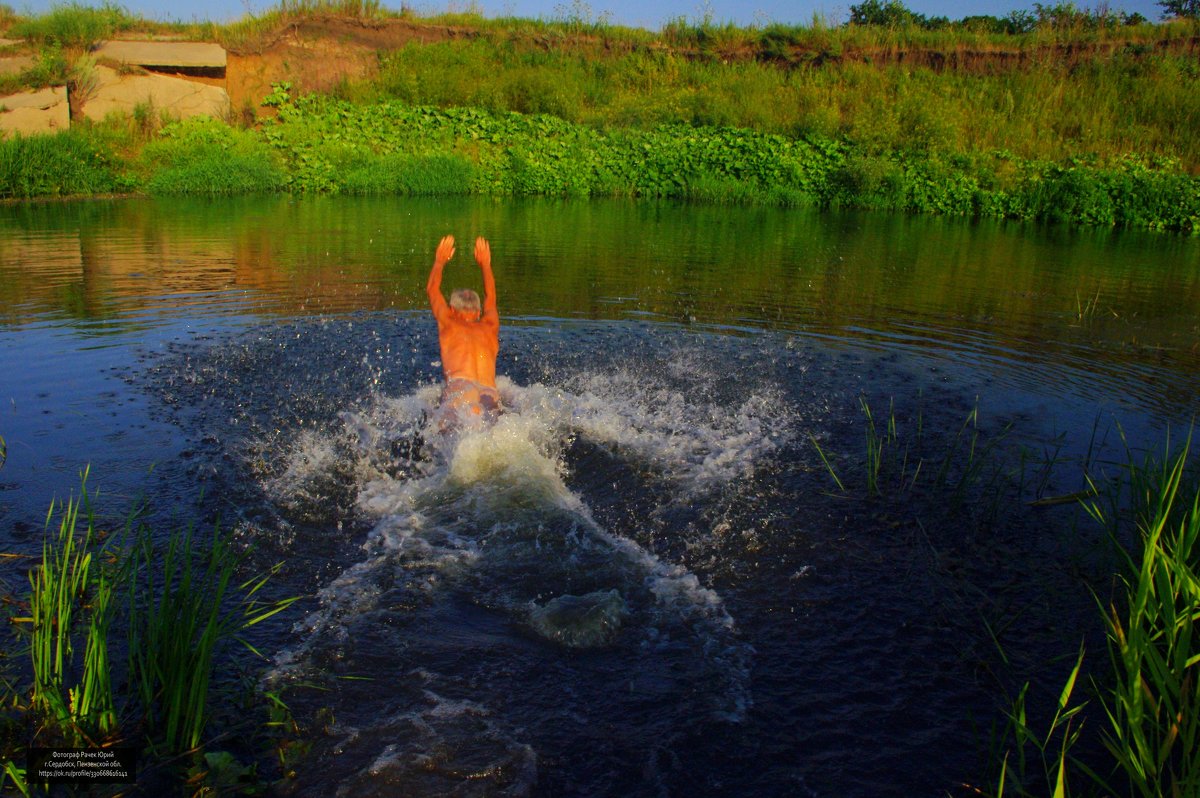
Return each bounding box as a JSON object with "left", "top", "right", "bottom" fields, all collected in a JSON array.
[{"left": 1, "top": 196, "right": 1198, "bottom": 796}]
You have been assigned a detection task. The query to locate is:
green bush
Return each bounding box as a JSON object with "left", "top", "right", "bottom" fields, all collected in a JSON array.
[{"left": 17, "top": 44, "right": 70, "bottom": 88}]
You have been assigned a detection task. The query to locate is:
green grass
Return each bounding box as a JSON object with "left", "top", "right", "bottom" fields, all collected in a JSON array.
[
  {"left": 965, "top": 435, "right": 1200, "bottom": 797},
  {"left": 339, "top": 152, "right": 477, "bottom": 195},
  {"left": 814, "top": 396, "right": 1015, "bottom": 500},
  {"left": 992, "top": 644, "right": 1088, "bottom": 797},
  {"left": 141, "top": 117, "right": 287, "bottom": 195},
  {"left": 0, "top": 130, "right": 129, "bottom": 199},
  {"left": 345, "top": 35, "right": 1200, "bottom": 170},
  {"left": 128, "top": 523, "right": 296, "bottom": 754},
  {"left": 6, "top": 1, "right": 139, "bottom": 48},
  {"left": 2, "top": 471, "right": 298, "bottom": 787},
  {"left": 1083, "top": 440, "right": 1200, "bottom": 797},
  {"left": 215, "top": 0, "right": 395, "bottom": 52},
  {"left": 816, "top": 404, "right": 1200, "bottom": 796},
  {"left": 860, "top": 395, "right": 897, "bottom": 495},
  {"left": 22, "top": 471, "right": 116, "bottom": 744}
]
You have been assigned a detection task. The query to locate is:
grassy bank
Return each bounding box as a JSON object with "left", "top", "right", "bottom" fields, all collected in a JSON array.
[
  {"left": 341, "top": 25, "right": 1200, "bottom": 169},
  {"left": 2, "top": 3, "right": 1199, "bottom": 227},
  {"left": 4, "top": 95, "right": 1198, "bottom": 231},
  {"left": 220, "top": 92, "right": 1200, "bottom": 231}
]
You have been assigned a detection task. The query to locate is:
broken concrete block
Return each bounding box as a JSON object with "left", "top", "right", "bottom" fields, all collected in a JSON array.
[
  {"left": 82, "top": 64, "right": 229, "bottom": 122},
  {"left": 0, "top": 86, "right": 70, "bottom": 136},
  {"left": 94, "top": 41, "right": 227, "bottom": 69}
]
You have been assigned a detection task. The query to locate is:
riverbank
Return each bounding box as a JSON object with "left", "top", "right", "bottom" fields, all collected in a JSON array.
[
  {"left": 1, "top": 3, "right": 1199, "bottom": 231},
  {"left": 4, "top": 97, "right": 1198, "bottom": 232}
]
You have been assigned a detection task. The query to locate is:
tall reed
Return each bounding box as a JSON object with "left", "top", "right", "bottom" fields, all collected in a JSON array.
[
  {"left": 6, "top": 470, "right": 297, "bottom": 770},
  {"left": 1085, "top": 442, "right": 1200, "bottom": 797},
  {"left": 992, "top": 645, "right": 1088, "bottom": 797},
  {"left": 23, "top": 473, "right": 116, "bottom": 743},
  {"left": 127, "top": 524, "right": 296, "bottom": 753},
  {"left": 988, "top": 438, "right": 1200, "bottom": 796}
]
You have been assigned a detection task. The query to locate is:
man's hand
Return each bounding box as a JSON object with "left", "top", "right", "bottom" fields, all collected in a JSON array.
[
  {"left": 474, "top": 237, "right": 491, "bottom": 269},
  {"left": 435, "top": 235, "right": 456, "bottom": 266}
]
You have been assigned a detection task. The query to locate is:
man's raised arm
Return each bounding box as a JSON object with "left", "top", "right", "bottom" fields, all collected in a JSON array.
[
  {"left": 427, "top": 235, "right": 455, "bottom": 319},
  {"left": 475, "top": 237, "right": 498, "bottom": 325}
]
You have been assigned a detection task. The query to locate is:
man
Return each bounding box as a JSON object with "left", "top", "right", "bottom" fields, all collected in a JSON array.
[{"left": 427, "top": 234, "right": 502, "bottom": 425}]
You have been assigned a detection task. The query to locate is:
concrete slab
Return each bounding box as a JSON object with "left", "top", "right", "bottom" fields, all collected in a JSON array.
[
  {"left": 94, "top": 41, "right": 226, "bottom": 69},
  {"left": 82, "top": 65, "right": 229, "bottom": 122},
  {"left": 0, "top": 86, "right": 70, "bottom": 136},
  {"left": 0, "top": 55, "right": 35, "bottom": 76}
]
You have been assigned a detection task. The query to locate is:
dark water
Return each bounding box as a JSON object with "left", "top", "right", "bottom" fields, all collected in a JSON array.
[{"left": 1, "top": 196, "right": 1198, "bottom": 796}]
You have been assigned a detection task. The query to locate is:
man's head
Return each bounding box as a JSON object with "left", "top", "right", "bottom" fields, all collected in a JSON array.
[{"left": 450, "top": 289, "right": 482, "bottom": 320}]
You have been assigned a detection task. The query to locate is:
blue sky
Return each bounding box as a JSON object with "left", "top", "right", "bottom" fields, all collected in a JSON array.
[{"left": 17, "top": 0, "right": 1168, "bottom": 29}]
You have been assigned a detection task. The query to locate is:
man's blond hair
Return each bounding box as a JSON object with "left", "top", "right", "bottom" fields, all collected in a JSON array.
[{"left": 449, "top": 289, "right": 481, "bottom": 314}]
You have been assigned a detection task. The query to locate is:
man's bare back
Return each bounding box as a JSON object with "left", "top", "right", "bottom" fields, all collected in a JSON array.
[{"left": 427, "top": 235, "right": 501, "bottom": 422}]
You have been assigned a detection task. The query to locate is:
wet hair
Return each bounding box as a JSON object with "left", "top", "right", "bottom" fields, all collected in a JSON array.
[{"left": 449, "top": 289, "right": 481, "bottom": 315}]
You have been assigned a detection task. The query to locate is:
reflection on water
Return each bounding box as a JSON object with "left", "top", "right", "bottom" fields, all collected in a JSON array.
[
  {"left": 4, "top": 196, "right": 1196, "bottom": 429},
  {"left": 0, "top": 196, "right": 1198, "bottom": 796},
  {"left": 3, "top": 196, "right": 1198, "bottom": 345}
]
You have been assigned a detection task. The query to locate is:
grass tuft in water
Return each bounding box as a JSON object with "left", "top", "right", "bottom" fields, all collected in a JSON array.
[
  {"left": 128, "top": 523, "right": 298, "bottom": 754},
  {"left": 809, "top": 433, "right": 845, "bottom": 492},
  {"left": 990, "top": 644, "right": 1088, "bottom": 797},
  {"left": 985, "top": 436, "right": 1200, "bottom": 796},
  {"left": 21, "top": 470, "right": 117, "bottom": 744},
  {"left": 1083, "top": 439, "right": 1200, "bottom": 797},
  {"left": 2, "top": 470, "right": 299, "bottom": 785}
]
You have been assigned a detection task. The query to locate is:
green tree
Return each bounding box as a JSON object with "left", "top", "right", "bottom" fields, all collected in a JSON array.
[
  {"left": 1157, "top": 0, "right": 1199, "bottom": 17},
  {"left": 848, "top": 0, "right": 924, "bottom": 27}
]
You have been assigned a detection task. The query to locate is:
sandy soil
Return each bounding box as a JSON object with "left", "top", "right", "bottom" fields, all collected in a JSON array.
[{"left": 225, "top": 17, "right": 468, "bottom": 115}]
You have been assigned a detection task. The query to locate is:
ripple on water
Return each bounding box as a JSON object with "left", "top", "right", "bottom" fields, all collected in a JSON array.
[{"left": 140, "top": 313, "right": 1153, "bottom": 796}]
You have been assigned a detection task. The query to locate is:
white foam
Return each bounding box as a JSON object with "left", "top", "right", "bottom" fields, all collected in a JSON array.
[{"left": 515, "top": 369, "right": 793, "bottom": 495}]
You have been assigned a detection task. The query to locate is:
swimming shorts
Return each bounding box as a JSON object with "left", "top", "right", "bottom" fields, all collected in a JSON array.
[{"left": 438, "top": 377, "right": 503, "bottom": 427}]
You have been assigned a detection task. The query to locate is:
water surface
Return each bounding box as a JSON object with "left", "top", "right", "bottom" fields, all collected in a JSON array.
[{"left": 1, "top": 196, "right": 1198, "bottom": 796}]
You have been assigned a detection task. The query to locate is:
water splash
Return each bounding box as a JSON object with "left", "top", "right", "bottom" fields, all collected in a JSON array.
[{"left": 266, "top": 370, "right": 793, "bottom": 731}]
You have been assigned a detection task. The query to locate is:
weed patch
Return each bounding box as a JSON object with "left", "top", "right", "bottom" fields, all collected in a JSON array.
[{"left": 0, "top": 130, "right": 128, "bottom": 198}]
